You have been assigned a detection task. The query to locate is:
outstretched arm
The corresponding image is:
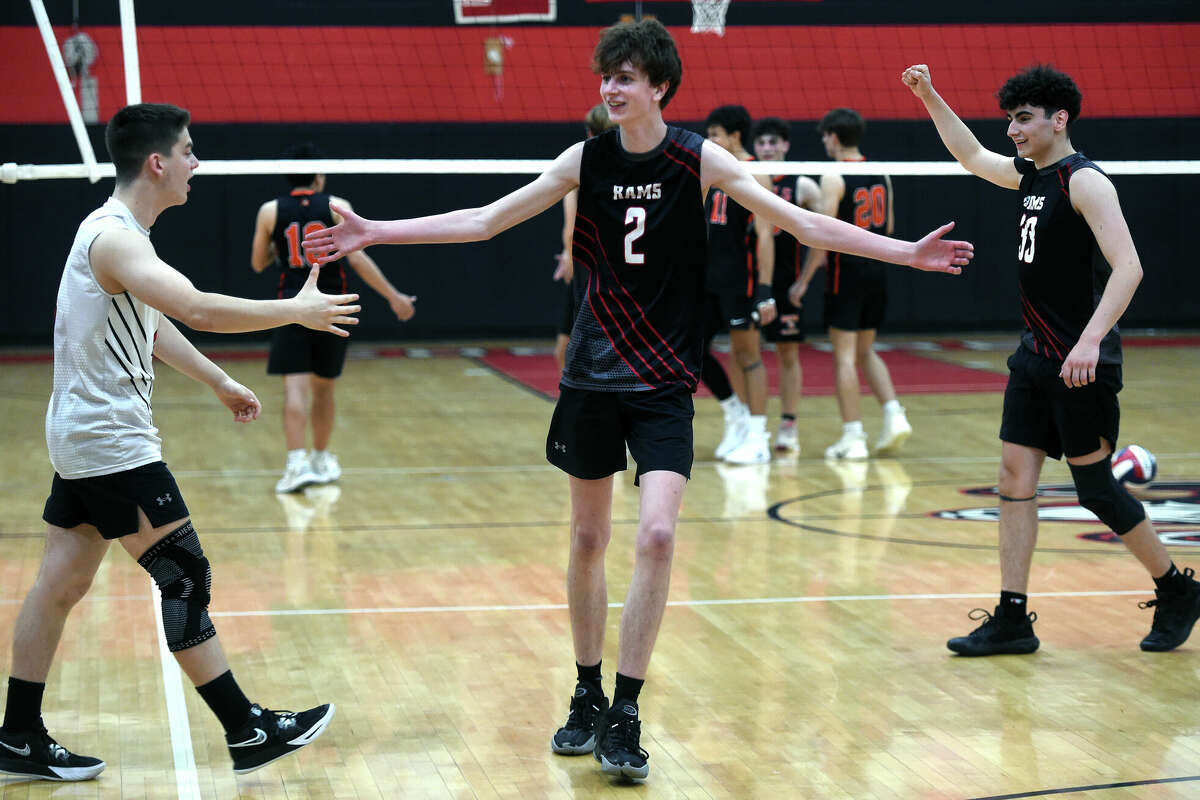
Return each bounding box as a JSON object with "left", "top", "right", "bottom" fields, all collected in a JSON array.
[
  {"left": 901, "top": 64, "right": 1021, "bottom": 190},
  {"left": 331, "top": 197, "right": 416, "bottom": 321},
  {"left": 1058, "top": 169, "right": 1143, "bottom": 388},
  {"left": 702, "top": 141, "right": 973, "bottom": 273},
  {"left": 91, "top": 229, "right": 360, "bottom": 335},
  {"left": 304, "top": 143, "right": 583, "bottom": 263},
  {"left": 153, "top": 317, "right": 261, "bottom": 423}
]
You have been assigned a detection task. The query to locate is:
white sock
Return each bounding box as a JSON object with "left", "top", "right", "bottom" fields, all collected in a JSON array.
[
  {"left": 748, "top": 415, "right": 768, "bottom": 436},
  {"left": 882, "top": 399, "right": 904, "bottom": 417},
  {"left": 843, "top": 420, "right": 864, "bottom": 436},
  {"left": 721, "top": 396, "right": 747, "bottom": 417},
  {"left": 286, "top": 448, "right": 308, "bottom": 465}
]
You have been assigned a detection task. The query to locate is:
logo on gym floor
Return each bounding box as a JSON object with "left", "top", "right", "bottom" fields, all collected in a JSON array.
[{"left": 933, "top": 482, "right": 1200, "bottom": 545}]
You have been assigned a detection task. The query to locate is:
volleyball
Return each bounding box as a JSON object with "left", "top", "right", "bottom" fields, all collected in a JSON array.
[{"left": 1111, "top": 444, "right": 1157, "bottom": 486}]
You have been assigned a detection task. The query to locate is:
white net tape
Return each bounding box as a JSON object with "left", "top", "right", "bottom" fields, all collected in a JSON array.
[
  {"left": 4, "top": 159, "right": 1199, "bottom": 184},
  {"left": 691, "top": 0, "right": 731, "bottom": 36}
]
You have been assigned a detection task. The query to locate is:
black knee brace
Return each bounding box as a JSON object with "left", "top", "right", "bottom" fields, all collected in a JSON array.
[
  {"left": 1069, "top": 459, "right": 1146, "bottom": 536},
  {"left": 137, "top": 520, "right": 216, "bottom": 652}
]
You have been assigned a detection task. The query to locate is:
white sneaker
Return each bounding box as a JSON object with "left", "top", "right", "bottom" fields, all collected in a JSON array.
[
  {"left": 309, "top": 451, "right": 342, "bottom": 484},
  {"left": 774, "top": 422, "right": 799, "bottom": 452},
  {"left": 874, "top": 412, "right": 913, "bottom": 455},
  {"left": 724, "top": 431, "right": 771, "bottom": 465},
  {"left": 275, "top": 453, "right": 318, "bottom": 494},
  {"left": 715, "top": 406, "right": 749, "bottom": 459},
  {"left": 824, "top": 431, "right": 869, "bottom": 460}
]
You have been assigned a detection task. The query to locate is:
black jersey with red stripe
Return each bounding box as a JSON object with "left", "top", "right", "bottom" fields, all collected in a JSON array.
[
  {"left": 769, "top": 174, "right": 805, "bottom": 286},
  {"left": 1014, "top": 153, "right": 1122, "bottom": 365},
  {"left": 271, "top": 190, "right": 346, "bottom": 298},
  {"left": 705, "top": 158, "right": 756, "bottom": 296},
  {"left": 562, "top": 127, "right": 707, "bottom": 392},
  {"left": 829, "top": 167, "right": 889, "bottom": 293}
]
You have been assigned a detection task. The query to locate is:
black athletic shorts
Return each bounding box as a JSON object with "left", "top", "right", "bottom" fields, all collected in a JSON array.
[
  {"left": 824, "top": 256, "right": 887, "bottom": 332},
  {"left": 704, "top": 291, "right": 756, "bottom": 335},
  {"left": 43, "top": 461, "right": 190, "bottom": 539},
  {"left": 557, "top": 279, "right": 577, "bottom": 336},
  {"left": 267, "top": 324, "right": 349, "bottom": 378},
  {"left": 999, "top": 346, "right": 1122, "bottom": 460},
  {"left": 547, "top": 384, "right": 694, "bottom": 483},
  {"left": 763, "top": 270, "right": 805, "bottom": 343}
]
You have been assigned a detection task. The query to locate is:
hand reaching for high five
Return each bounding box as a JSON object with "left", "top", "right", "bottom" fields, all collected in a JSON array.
[
  {"left": 909, "top": 222, "right": 973, "bottom": 273},
  {"left": 303, "top": 202, "right": 371, "bottom": 265},
  {"left": 294, "top": 263, "right": 361, "bottom": 336}
]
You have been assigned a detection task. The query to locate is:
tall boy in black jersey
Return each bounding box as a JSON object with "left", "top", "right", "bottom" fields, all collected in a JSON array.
[
  {"left": 752, "top": 117, "right": 824, "bottom": 452},
  {"left": 903, "top": 63, "right": 1200, "bottom": 655},
  {"left": 703, "top": 104, "right": 778, "bottom": 465},
  {"left": 251, "top": 143, "right": 415, "bottom": 494},
  {"left": 301, "top": 19, "right": 972, "bottom": 781},
  {"left": 794, "top": 108, "right": 912, "bottom": 461}
]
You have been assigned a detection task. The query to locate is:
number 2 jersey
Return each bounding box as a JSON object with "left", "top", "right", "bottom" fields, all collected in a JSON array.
[
  {"left": 562, "top": 127, "right": 708, "bottom": 393},
  {"left": 272, "top": 189, "right": 347, "bottom": 298},
  {"left": 1014, "top": 153, "right": 1121, "bottom": 365}
]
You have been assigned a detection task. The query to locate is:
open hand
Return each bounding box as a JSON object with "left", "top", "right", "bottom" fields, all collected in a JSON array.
[
  {"left": 302, "top": 202, "right": 370, "bottom": 264},
  {"left": 296, "top": 263, "right": 361, "bottom": 336},
  {"left": 910, "top": 221, "right": 973, "bottom": 273}
]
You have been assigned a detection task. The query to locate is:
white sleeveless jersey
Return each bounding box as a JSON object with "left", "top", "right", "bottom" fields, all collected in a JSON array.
[{"left": 46, "top": 197, "right": 162, "bottom": 478}]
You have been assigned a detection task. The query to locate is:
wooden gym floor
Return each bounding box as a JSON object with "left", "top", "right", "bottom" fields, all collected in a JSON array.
[{"left": 0, "top": 336, "right": 1198, "bottom": 799}]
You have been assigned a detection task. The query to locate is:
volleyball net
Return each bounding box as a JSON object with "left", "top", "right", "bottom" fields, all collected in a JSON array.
[{"left": 4, "top": 0, "right": 1198, "bottom": 184}]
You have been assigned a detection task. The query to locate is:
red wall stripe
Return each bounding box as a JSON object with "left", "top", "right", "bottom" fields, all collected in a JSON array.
[{"left": 3, "top": 23, "right": 1197, "bottom": 124}]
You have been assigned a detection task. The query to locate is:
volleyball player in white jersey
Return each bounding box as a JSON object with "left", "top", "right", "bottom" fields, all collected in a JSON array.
[{"left": 0, "top": 103, "right": 357, "bottom": 782}]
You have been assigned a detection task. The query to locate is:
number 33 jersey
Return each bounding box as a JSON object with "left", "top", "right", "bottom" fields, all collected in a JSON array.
[
  {"left": 1014, "top": 152, "right": 1122, "bottom": 365},
  {"left": 562, "top": 127, "right": 708, "bottom": 392}
]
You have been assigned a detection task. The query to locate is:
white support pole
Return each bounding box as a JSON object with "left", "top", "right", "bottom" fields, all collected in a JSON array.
[
  {"left": 119, "top": 0, "right": 142, "bottom": 104},
  {"left": 28, "top": 0, "right": 102, "bottom": 183}
]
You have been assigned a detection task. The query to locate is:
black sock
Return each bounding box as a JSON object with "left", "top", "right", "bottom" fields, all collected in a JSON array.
[
  {"left": 1154, "top": 563, "right": 1188, "bottom": 593},
  {"left": 1, "top": 677, "right": 45, "bottom": 733},
  {"left": 195, "top": 670, "right": 254, "bottom": 734},
  {"left": 999, "top": 591, "right": 1029, "bottom": 618},
  {"left": 612, "top": 673, "right": 644, "bottom": 709},
  {"left": 576, "top": 661, "right": 602, "bottom": 694},
  {"left": 782, "top": 414, "right": 796, "bottom": 424}
]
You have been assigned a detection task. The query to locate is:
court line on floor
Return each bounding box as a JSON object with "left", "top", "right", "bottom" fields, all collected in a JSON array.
[
  {"left": 209, "top": 589, "right": 1150, "bottom": 618},
  {"left": 152, "top": 578, "right": 201, "bottom": 800},
  {"left": 969, "top": 774, "right": 1200, "bottom": 799}
]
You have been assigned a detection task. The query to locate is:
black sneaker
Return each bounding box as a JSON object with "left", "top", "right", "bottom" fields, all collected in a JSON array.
[
  {"left": 1139, "top": 567, "right": 1200, "bottom": 652},
  {"left": 550, "top": 683, "right": 608, "bottom": 755},
  {"left": 226, "top": 703, "right": 335, "bottom": 774},
  {"left": 593, "top": 701, "right": 649, "bottom": 781},
  {"left": 947, "top": 606, "right": 1040, "bottom": 656},
  {"left": 0, "top": 726, "right": 105, "bottom": 781}
]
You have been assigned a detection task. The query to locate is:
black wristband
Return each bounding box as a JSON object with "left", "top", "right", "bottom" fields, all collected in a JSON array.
[{"left": 753, "top": 283, "right": 774, "bottom": 306}]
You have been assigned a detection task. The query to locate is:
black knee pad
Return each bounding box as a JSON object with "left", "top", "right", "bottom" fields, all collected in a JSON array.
[
  {"left": 1069, "top": 459, "right": 1146, "bottom": 536},
  {"left": 137, "top": 520, "right": 216, "bottom": 652}
]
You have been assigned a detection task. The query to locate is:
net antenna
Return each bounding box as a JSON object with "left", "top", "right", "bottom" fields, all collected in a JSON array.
[{"left": 691, "top": 0, "right": 732, "bottom": 36}]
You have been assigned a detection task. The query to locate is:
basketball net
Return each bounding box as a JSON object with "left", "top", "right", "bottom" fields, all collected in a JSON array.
[{"left": 691, "top": 0, "right": 731, "bottom": 36}]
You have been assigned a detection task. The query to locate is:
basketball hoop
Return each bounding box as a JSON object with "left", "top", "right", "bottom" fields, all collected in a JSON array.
[{"left": 691, "top": 0, "right": 730, "bottom": 36}]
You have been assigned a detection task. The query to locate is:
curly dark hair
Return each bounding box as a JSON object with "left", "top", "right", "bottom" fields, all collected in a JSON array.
[
  {"left": 997, "top": 65, "right": 1082, "bottom": 131},
  {"left": 705, "top": 105, "right": 751, "bottom": 143},
  {"left": 591, "top": 18, "right": 682, "bottom": 110},
  {"left": 817, "top": 108, "right": 865, "bottom": 148}
]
